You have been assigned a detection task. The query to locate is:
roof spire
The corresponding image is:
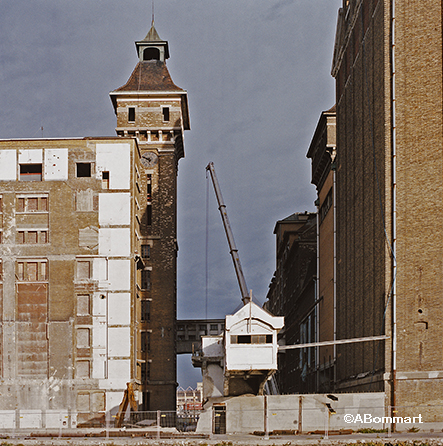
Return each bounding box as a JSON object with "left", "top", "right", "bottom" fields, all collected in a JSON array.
[{"left": 151, "top": 0, "right": 154, "bottom": 26}]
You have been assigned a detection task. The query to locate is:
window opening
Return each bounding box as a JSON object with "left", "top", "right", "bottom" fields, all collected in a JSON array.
[
  {"left": 20, "top": 164, "right": 42, "bottom": 181},
  {"left": 162, "top": 107, "right": 170, "bottom": 122},
  {"left": 128, "top": 107, "right": 135, "bottom": 122},
  {"left": 141, "top": 331, "right": 151, "bottom": 352},
  {"left": 141, "top": 300, "right": 150, "bottom": 321},
  {"left": 141, "top": 269, "right": 151, "bottom": 290},
  {"left": 143, "top": 48, "right": 160, "bottom": 61},
  {"left": 102, "top": 171, "right": 109, "bottom": 189},
  {"left": 76, "top": 163, "right": 92, "bottom": 177},
  {"left": 141, "top": 245, "right": 151, "bottom": 259}
]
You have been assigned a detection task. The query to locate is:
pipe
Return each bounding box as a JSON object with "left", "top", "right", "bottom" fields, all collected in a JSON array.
[{"left": 390, "top": 0, "right": 397, "bottom": 427}]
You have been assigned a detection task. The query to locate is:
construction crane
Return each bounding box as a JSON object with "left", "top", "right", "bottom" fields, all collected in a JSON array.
[{"left": 206, "top": 162, "right": 250, "bottom": 305}]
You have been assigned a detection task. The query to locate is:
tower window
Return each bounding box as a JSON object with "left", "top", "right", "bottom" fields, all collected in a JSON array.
[
  {"left": 76, "top": 163, "right": 92, "bottom": 177},
  {"left": 162, "top": 107, "right": 170, "bottom": 122},
  {"left": 143, "top": 48, "right": 160, "bottom": 61},
  {"left": 128, "top": 107, "right": 135, "bottom": 122}
]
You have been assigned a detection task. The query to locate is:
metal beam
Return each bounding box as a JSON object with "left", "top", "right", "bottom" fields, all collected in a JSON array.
[{"left": 278, "top": 335, "right": 389, "bottom": 350}]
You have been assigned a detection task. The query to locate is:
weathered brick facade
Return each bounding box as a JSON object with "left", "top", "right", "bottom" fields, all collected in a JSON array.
[
  {"left": 110, "top": 23, "right": 190, "bottom": 411},
  {"left": 332, "top": 0, "right": 443, "bottom": 417},
  {"left": 0, "top": 22, "right": 189, "bottom": 424}
]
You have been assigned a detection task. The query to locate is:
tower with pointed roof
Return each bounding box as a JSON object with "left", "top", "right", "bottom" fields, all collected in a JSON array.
[{"left": 110, "top": 22, "right": 190, "bottom": 411}]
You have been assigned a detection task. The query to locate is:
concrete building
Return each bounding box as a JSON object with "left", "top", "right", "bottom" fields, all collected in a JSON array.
[
  {"left": 331, "top": 0, "right": 443, "bottom": 419},
  {"left": 306, "top": 107, "right": 336, "bottom": 392},
  {"left": 265, "top": 213, "right": 316, "bottom": 394},
  {"left": 0, "top": 22, "right": 189, "bottom": 426}
]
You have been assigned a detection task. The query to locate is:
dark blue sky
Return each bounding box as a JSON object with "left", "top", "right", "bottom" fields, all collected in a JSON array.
[{"left": 0, "top": 0, "right": 341, "bottom": 387}]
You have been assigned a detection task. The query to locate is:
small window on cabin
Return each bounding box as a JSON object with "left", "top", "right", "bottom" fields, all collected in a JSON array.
[
  {"left": 76, "top": 163, "right": 92, "bottom": 177},
  {"left": 128, "top": 107, "right": 135, "bottom": 122},
  {"left": 143, "top": 48, "right": 160, "bottom": 61},
  {"left": 162, "top": 107, "right": 170, "bottom": 122},
  {"left": 20, "top": 164, "right": 42, "bottom": 181}
]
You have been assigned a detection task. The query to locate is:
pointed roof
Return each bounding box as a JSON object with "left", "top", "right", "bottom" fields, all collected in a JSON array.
[
  {"left": 113, "top": 61, "right": 184, "bottom": 93},
  {"left": 143, "top": 23, "right": 162, "bottom": 42}
]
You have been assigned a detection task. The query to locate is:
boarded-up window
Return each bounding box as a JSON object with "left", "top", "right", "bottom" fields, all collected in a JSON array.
[
  {"left": 16, "top": 261, "right": 48, "bottom": 282},
  {"left": 76, "top": 189, "right": 94, "bottom": 212},
  {"left": 77, "top": 393, "right": 90, "bottom": 412},
  {"left": 77, "top": 328, "right": 90, "bottom": 348},
  {"left": 28, "top": 231, "right": 37, "bottom": 244},
  {"left": 27, "top": 262, "right": 38, "bottom": 281},
  {"left": 17, "top": 195, "right": 49, "bottom": 212},
  {"left": 76, "top": 361, "right": 90, "bottom": 378},
  {"left": 77, "top": 295, "right": 90, "bottom": 315},
  {"left": 28, "top": 198, "right": 38, "bottom": 211},
  {"left": 77, "top": 261, "right": 91, "bottom": 279}
]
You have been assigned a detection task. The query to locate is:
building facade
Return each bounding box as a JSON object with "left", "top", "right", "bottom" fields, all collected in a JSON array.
[
  {"left": 0, "top": 22, "right": 189, "bottom": 425},
  {"left": 266, "top": 213, "right": 316, "bottom": 394},
  {"left": 332, "top": 0, "right": 443, "bottom": 419},
  {"left": 0, "top": 137, "right": 142, "bottom": 424},
  {"left": 306, "top": 106, "right": 336, "bottom": 392},
  {"left": 110, "top": 22, "right": 190, "bottom": 412}
]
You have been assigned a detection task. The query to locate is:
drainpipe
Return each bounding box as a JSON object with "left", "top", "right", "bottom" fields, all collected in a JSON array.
[
  {"left": 315, "top": 200, "right": 320, "bottom": 392},
  {"left": 332, "top": 163, "right": 337, "bottom": 390},
  {"left": 390, "top": 0, "right": 397, "bottom": 425}
]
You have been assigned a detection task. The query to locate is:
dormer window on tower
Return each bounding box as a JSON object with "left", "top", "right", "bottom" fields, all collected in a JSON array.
[{"left": 135, "top": 23, "right": 170, "bottom": 63}]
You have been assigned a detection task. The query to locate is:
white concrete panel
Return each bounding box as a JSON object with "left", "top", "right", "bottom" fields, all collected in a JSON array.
[
  {"left": 99, "top": 228, "right": 130, "bottom": 257},
  {"left": 45, "top": 410, "right": 70, "bottom": 429},
  {"left": 92, "top": 293, "right": 107, "bottom": 317},
  {"left": 93, "top": 258, "right": 108, "bottom": 282},
  {"left": 92, "top": 349, "right": 107, "bottom": 379},
  {"left": 99, "top": 193, "right": 131, "bottom": 225},
  {"left": 19, "top": 410, "right": 42, "bottom": 428},
  {"left": 108, "top": 327, "right": 131, "bottom": 357},
  {"left": 108, "top": 260, "right": 131, "bottom": 290},
  {"left": 107, "top": 359, "right": 131, "bottom": 389},
  {"left": 0, "top": 150, "right": 17, "bottom": 180},
  {"left": 96, "top": 143, "right": 131, "bottom": 190},
  {"left": 19, "top": 149, "right": 42, "bottom": 164},
  {"left": 107, "top": 391, "right": 126, "bottom": 413},
  {"left": 0, "top": 411, "right": 16, "bottom": 428},
  {"left": 92, "top": 317, "right": 107, "bottom": 348},
  {"left": 108, "top": 293, "right": 131, "bottom": 325},
  {"left": 44, "top": 148, "right": 68, "bottom": 180}
]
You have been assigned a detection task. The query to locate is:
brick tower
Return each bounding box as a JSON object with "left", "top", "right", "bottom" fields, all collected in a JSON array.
[{"left": 110, "top": 22, "right": 190, "bottom": 411}]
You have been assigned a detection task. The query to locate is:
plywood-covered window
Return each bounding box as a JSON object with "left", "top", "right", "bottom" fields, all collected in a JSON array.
[
  {"left": 77, "top": 260, "right": 91, "bottom": 280},
  {"left": 77, "top": 328, "right": 90, "bottom": 348},
  {"left": 77, "top": 295, "right": 91, "bottom": 316}
]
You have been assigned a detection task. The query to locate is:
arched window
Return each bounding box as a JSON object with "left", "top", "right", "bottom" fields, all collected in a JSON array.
[{"left": 143, "top": 48, "right": 160, "bottom": 61}]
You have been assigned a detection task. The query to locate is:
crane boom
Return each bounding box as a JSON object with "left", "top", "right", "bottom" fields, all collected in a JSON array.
[{"left": 206, "top": 162, "right": 250, "bottom": 305}]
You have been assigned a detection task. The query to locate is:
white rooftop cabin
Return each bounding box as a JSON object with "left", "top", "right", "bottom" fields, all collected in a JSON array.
[{"left": 194, "top": 301, "right": 284, "bottom": 398}]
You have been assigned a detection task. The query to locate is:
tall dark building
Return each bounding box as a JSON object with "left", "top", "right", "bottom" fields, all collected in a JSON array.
[{"left": 110, "top": 22, "right": 190, "bottom": 411}]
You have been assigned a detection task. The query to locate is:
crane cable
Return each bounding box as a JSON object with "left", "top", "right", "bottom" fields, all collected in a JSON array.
[{"left": 205, "top": 169, "right": 210, "bottom": 320}]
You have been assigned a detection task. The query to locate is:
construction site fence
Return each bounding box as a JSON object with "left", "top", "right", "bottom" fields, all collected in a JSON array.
[{"left": 0, "top": 409, "right": 202, "bottom": 432}]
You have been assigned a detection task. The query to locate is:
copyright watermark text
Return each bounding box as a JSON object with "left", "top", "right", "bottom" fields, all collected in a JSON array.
[{"left": 344, "top": 414, "right": 423, "bottom": 424}]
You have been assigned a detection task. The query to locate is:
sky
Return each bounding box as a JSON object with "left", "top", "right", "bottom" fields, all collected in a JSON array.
[{"left": 0, "top": 0, "right": 341, "bottom": 388}]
